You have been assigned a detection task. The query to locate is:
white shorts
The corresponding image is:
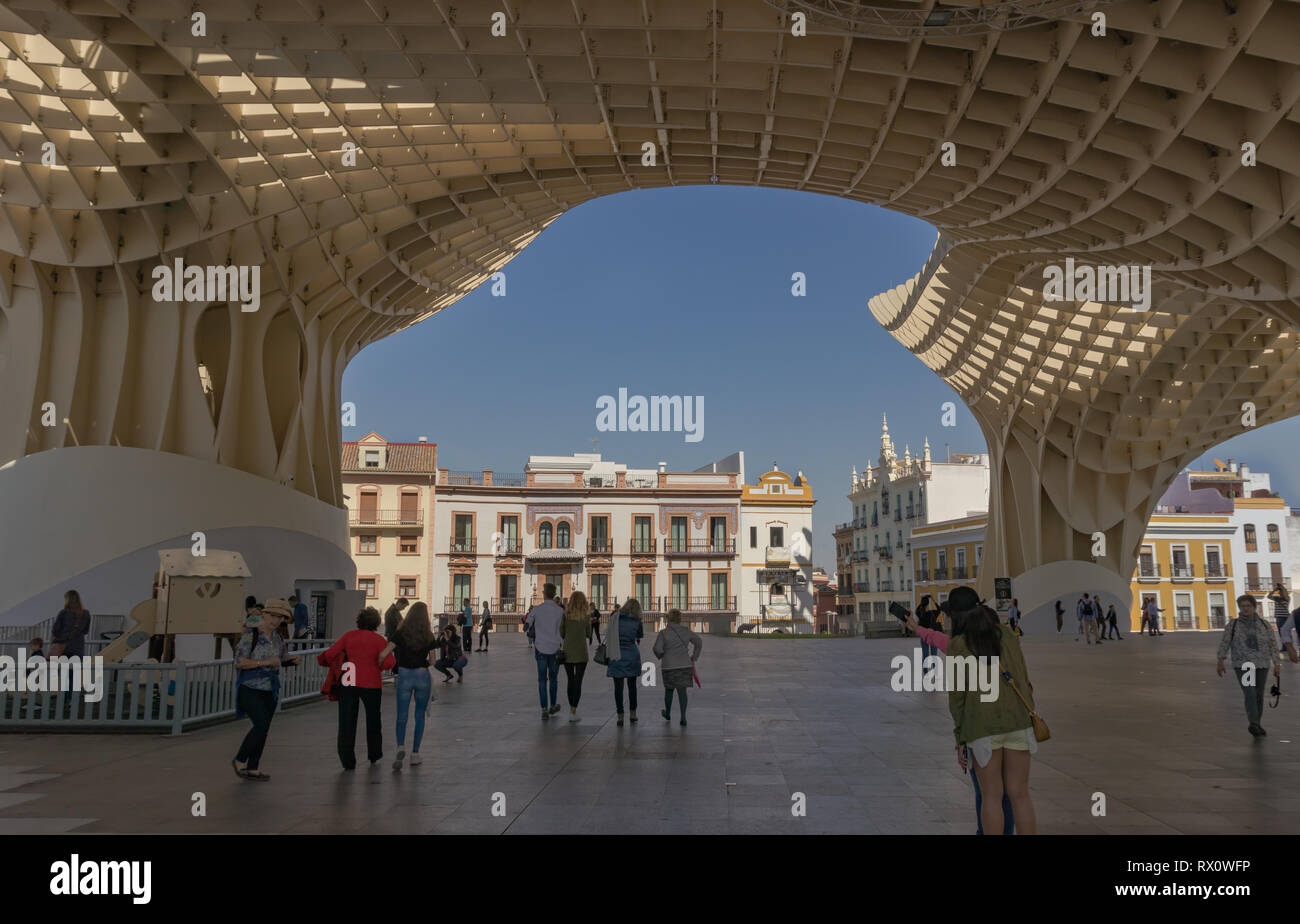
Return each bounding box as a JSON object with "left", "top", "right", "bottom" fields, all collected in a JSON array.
[{"left": 969, "top": 727, "right": 1038, "bottom": 768}]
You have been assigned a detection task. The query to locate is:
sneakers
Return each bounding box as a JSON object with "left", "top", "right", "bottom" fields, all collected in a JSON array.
[
  {"left": 630, "top": 711, "right": 638, "bottom": 723},
  {"left": 568, "top": 711, "right": 580, "bottom": 723},
  {"left": 549, "top": 703, "right": 561, "bottom": 715},
  {"left": 680, "top": 718, "right": 687, "bottom": 726},
  {"left": 616, "top": 713, "right": 624, "bottom": 727},
  {"left": 662, "top": 709, "right": 671, "bottom": 721},
  {"left": 541, "top": 709, "right": 550, "bottom": 720},
  {"left": 1248, "top": 723, "right": 1263, "bottom": 737},
  {"left": 393, "top": 747, "right": 405, "bottom": 771},
  {"left": 410, "top": 752, "right": 423, "bottom": 765}
]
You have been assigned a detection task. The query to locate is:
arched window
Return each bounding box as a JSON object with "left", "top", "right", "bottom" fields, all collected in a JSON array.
[
  {"left": 1268, "top": 524, "right": 1281, "bottom": 552},
  {"left": 1244, "top": 524, "right": 1257, "bottom": 552},
  {"left": 539, "top": 522, "right": 553, "bottom": 549},
  {"left": 557, "top": 521, "right": 571, "bottom": 549}
]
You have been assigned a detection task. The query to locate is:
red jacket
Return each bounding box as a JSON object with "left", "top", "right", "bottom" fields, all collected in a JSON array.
[{"left": 318, "top": 630, "right": 394, "bottom": 691}]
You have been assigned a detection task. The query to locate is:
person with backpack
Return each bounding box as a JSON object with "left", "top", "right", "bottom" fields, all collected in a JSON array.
[
  {"left": 477, "top": 600, "right": 492, "bottom": 651},
  {"left": 434, "top": 625, "right": 468, "bottom": 683},
  {"left": 1076, "top": 594, "right": 1098, "bottom": 644},
  {"left": 1216, "top": 594, "right": 1281, "bottom": 737},
  {"left": 49, "top": 590, "right": 91, "bottom": 657},
  {"left": 523, "top": 583, "right": 564, "bottom": 719},
  {"left": 459, "top": 599, "right": 474, "bottom": 658},
  {"left": 232, "top": 600, "right": 299, "bottom": 780},
  {"left": 560, "top": 591, "right": 593, "bottom": 722},
  {"left": 318, "top": 607, "right": 395, "bottom": 769},
  {"left": 653, "top": 609, "right": 702, "bottom": 726}
]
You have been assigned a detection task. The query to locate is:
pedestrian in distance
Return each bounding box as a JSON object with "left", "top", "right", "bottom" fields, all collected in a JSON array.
[
  {"left": 905, "top": 601, "right": 1013, "bottom": 835},
  {"left": 560, "top": 590, "right": 593, "bottom": 722},
  {"left": 1007, "top": 598, "right": 1022, "bottom": 636},
  {"left": 1104, "top": 603, "right": 1123, "bottom": 640},
  {"left": 1054, "top": 599, "right": 1064, "bottom": 633},
  {"left": 384, "top": 598, "right": 409, "bottom": 641},
  {"left": 945, "top": 586, "right": 1037, "bottom": 835},
  {"left": 1267, "top": 584, "right": 1290, "bottom": 634},
  {"left": 607, "top": 598, "right": 644, "bottom": 726},
  {"left": 1143, "top": 596, "right": 1164, "bottom": 635},
  {"left": 1077, "top": 594, "right": 1099, "bottom": 644},
  {"left": 50, "top": 589, "right": 91, "bottom": 657},
  {"left": 523, "top": 583, "right": 564, "bottom": 719},
  {"left": 590, "top": 600, "right": 603, "bottom": 646},
  {"left": 1216, "top": 594, "right": 1281, "bottom": 738},
  {"left": 434, "top": 625, "right": 468, "bottom": 683},
  {"left": 379, "top": 602, "right": 438, "bottom": 771},
  {"left": 459, "top": 599, "right": 474, "bottom": 659},
  {"left": 289, "top": 593, "right": 311, "bottom": 639},
  {"left": 28, "top": 637, "right": 44, "bottom": 658},
  {"left": 318, "top": 607, "right": 395, "bottom": 770},
  {"left": 478, "top": 600, "right": 492, "bottom": 651},
  {"left": 232, "top": 600, "right": 299, "bottom": 781},
  {"left": 916, "top": 594, "right": 939, "bottom": 663},
  {"left": 653, "top": 609, "right": 702, "bottom": 726}
]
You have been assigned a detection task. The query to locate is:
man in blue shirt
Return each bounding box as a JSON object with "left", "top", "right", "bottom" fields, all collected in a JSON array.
[
  {"left": 460, "top": 599, "right": 474, "bottom": 658},
  {"left": 289, "top": 594, "right": 311, "bottom": 638}
]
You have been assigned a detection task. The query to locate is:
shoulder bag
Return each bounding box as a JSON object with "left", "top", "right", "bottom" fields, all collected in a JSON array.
[{"left": 1000, "top": 670, "right": 1050, "bottom": 742}]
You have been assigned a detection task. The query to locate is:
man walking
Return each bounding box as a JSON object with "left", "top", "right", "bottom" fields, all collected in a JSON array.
[
  {"left": 524, "top": 583, "right": 564, "bottom": 720},
  {"left": 289, "top": 594, "right": 311, "bottom": 639},
  {"left": 1104, "top": 603, "right": 1123, "bottom": 639},
  {"left": 384, "top": 597, "right": 409, "bottom": 640},
  {"left": 1055, "top": 600, "right": 1064, "bottom": 633},
  {"left": 1076, "top": 594, "right": 1096, "bottom": 643},
  {"left": 1142, "top": 596, "right": 1163, "bottom": 635},
  {"left": 1216, "top": 594, "right": 1281, "bottom": 737},
  {"left": 459, "top": 598, "right": 474, "bottom": 659},
  {"left": 1007, "top": 598, "right": 1022, "bottom": 636}
]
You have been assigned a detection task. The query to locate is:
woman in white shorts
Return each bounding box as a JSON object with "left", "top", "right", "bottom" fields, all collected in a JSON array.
[{"left": 947, "top": 586, "right": 1039, "bottom": 835}]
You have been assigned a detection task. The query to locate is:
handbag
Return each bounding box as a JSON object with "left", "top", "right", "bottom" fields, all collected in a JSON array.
[
  {"left": 593, "top": 643, "right": 609, "bottom": 665},
  {"left": 1001, "top": 671, "right": 1050, "bottom": 742}
]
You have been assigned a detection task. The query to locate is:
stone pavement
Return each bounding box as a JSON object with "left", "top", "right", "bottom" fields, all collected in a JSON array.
[{"left": 0, "top": 630, "right": 1296, "bottom": 834}]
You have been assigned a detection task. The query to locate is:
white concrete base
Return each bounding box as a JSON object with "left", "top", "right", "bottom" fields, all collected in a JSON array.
[
  {"left": 1009, "top": 560, "right": 1133, "bottom": 633},
  {"left": 0, "top": 447, "right": 354, "bottom": 627}
]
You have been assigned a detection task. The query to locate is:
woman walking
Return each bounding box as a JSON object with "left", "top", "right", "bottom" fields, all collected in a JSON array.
[
  {"left": 1267, "top": 584, "right": 1290, "bottom": 634},
  {"left": 232, "top": 600, "right": 299, "bottom": 781},
  {"left": 560, "top": 591, "right": 592, "bottom": 722},
  {"left": 380, "top": 602, "right": 438, "bottom": 770},
  {"left": 653, "top": 609, "right": 702, "bottom": 726},
  {"left": 1216, "top": 594, "right": 1282, "bottom": 737},
  {"left": 606, "top": 599, "right": 644, "bottom": 726},
  {"left": 318, "top": 607, "right": 395, "bottom": 769},
  {"left": 478, "top": 600, "right": 492, "bottom": 651},
  {"left": 50, "top": 590, "right": 91, "bottom": 657},
  {"left": 946, "top": 586, "right": 1037, "bottom": 835}
]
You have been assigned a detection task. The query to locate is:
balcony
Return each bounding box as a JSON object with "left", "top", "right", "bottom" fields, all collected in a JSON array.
[
  {"left": 853, "top": 582, "right": 870, "bottom": 593},
  {"left": 669, "top": 596, "right": 738, "bottom": 613},
  {"left": 895, "top": 540, "right": 904, "bottom": 549},
  {"left": 1137, "top": 563, "right": 1161, "bottom": 582},
  {"left": 350, "top": 508, "right": 423, "bottom": 527},
  {"left": 1244, "top": 577, "right": 1291, "bottom": 592},
  {"left": 587, "top": 539, "right": 613, "bottom": 555},
  {"left": 489, "top": 597, "right": 527, "bottom": 613},
  {"left": 905, "top": 505, "right": 915, "bottom": 518},
  {"left": 951, "top": 566, "right": 968, "bottom": 580},
  {"left": 873, "top": 547, "right": 893, "bottom": 561},
  {"left": 879, "top": 579, "right": 894, "bottom": 592},
  {"left": 630, "top": 539, "right": 657, "bottom": 556},
  {"left": 1170, "top": 563, "right": 1195, "bottom": 582},
  {"left": 915, "top": 569, "right": 929, "bottom": 581},
  {"left": 851, "top": 550, "right": 871, "bottom": 562},
  {"left": 871, "top": 515, "right": 879, "bottom": 527},
  {"left": 1204, "top": 564, "right": 1229, "bottom": 582},
  {"left": 667, "top": 539, "right": 737, "bottom": 557},
  {"left": 493, "top": 538, "right": 522, "bottom": 555},
  {"left": 443, "top": 596, "right": 479, "bottom": 612},
  {"left": 450, "top": 537, "right": 478, "bottom": 555},
  {"left": 932, "top": 567, "right": 948, "bottom": 580}
]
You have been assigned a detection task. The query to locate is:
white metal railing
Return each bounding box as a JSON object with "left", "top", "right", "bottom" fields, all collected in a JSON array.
[
  {"left": 0, "top": 641, "right": 333, "bottom": 734},
  {"left": 0, "top": 613, "right": 124, "bottom": 644}
]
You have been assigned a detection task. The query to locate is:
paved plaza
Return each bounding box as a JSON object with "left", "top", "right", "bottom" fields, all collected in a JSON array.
[{"left": 0, "top": 629, "right": 1296, "bottom": 835}]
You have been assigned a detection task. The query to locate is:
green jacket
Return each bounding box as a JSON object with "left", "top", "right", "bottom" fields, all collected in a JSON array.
[
  {"left": 947, "top": 624, "right": 1034, "bottom": 745},
  {"left": 560, "top": 616, "right": 591, "bottom": 663}
]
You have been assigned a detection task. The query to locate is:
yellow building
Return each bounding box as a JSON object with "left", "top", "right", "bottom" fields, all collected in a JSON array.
[
  {"left": 1131, "top": 514, "right": 1237, "bottom": 632},
  {"left": 911, "top": 514, "right": 987, "bottom": 611}
]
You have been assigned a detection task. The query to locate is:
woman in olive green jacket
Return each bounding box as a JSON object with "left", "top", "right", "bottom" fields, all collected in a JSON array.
[
  {"left": 948, "top": 602, "right": 1038, "bottom": 835},
  {"left": 560, "top": 591, "right": 592, "bottom": 722}
]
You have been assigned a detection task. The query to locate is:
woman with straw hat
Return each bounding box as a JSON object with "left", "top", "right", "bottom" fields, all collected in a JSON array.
[{"left": 231, "top": 598, "right": 299, "bottom": 781}]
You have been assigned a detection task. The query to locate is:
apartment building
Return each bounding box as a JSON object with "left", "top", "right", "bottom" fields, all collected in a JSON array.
[
  {"left": 341, "top": 433, "right": 438, "bottom": 608},
  {"left": 739, "top": 466, "right": 816, "bottom": 631},
  {"left": 430, "top": 452, "right": 744, "bottom": 630},
  {"left": 911, "top": 514, "right": 987, "bottom": 609}
]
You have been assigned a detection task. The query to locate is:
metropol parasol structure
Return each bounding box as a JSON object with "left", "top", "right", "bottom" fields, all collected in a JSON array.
[{"left": 1, "top": 0, "right": 1297, "bottom": 622}]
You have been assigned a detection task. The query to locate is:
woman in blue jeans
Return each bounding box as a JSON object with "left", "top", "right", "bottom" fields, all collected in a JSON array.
[{"left": 379, "top": 602, "right": 438, "bottom": 771}]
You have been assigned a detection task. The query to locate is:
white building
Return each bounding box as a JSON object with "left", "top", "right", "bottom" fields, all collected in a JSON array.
[
  {"left": 739, "top": 465, "right": 816, "bottom": 632},
  {"left": 842, "top": 415, "right": 990, "bottom": 634},
  {"left": 430, "top": 452, "right": 744, "bottom": 631}
]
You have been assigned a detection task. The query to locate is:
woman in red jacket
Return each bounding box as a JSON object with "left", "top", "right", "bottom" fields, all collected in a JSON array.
[{"left": 318, "top": 607, "right": 395, "bottom": 769}]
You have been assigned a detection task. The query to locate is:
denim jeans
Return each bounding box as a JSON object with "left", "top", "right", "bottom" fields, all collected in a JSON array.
[
  {"left": 535, "top": 650, "right": 559, "bottom": 708},
  {"left": 395, "top": 667, "right": 432, "bottom": 751},
  {"left": 919, "top": 640, "right": 934, "bottom": 664},
  {"left": 970, "top": 761, "right": 1015, "bottom": 835}
]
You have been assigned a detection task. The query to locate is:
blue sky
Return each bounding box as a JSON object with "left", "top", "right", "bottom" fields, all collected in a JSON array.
[{"left": 342, "top": 185, "right": 1300, "bottom": 570}]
